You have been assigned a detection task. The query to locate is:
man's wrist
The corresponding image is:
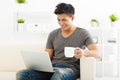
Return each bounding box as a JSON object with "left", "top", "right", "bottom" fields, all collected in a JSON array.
[{"left": 82, "top": 49, "right": 86, "bottom": 58}]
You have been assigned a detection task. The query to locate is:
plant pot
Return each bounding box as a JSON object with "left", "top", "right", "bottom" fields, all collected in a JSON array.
[
  {"left": 91, "top": 22, "right": 99, "bottom": 27},
  {"left": 17, "top": 23, "right": 25, "bottom": 32},
  {"left": 110, "top": 21, "right": 119, "bottom": 27},
  {"left": 18, "top": 3, "right": 25, "bottom": 12}
]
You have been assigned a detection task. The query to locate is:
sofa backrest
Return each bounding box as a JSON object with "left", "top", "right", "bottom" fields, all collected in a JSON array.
[{"left": 0, "top": 44, "right": 46, "bottom": 72}]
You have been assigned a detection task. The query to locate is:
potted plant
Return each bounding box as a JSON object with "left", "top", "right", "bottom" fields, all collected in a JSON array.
[
  {"left": 16, "top": 0, "right": 26, "bottom": 11},
  {"left": 16, "top": 0, "right": 26, "bottom": 3},
  {"left": 17, "top": 18, "right": 25, "bottom": 32},
  {"left": 109, "top": 14, "right": 118, "bottom": 22},
  {"left": 109, "top": 14, "right": 119, "bottom": 27},
  {"left": 17, "top": 18, "right": 25, "bottom": 23},
  {"left": 90, "top": 19, "right": 99, "bottom": 27}
]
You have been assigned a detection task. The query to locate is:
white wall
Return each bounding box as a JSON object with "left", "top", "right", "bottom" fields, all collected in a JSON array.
[
  {"left": 0, "top": 0, "right": 49, "bottom": 44},
  {"left": 75, "top": 0, "right": 120, "bottom": 27},
  {"left": 0, "top": 0, "right": 120, "bottom": 44},
  {"left": 0, "top": 0, "right": 14, "bottom": 33}
]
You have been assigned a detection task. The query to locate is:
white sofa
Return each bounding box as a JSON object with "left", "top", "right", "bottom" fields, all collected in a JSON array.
[
  {"left": 80, "top": 57, "right": 96, "bottom": 80},
  {"left": 0, "top": 44, "right": 95, "bottom": 80}
]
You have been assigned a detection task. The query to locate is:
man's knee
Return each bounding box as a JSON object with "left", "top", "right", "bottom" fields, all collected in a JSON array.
[
  {"left": 51, "top": 68, "right": 75, "bottom": 80},
  {"left": 16, "top": 69, "right": 53, "bottom": 80},
  {"left": 16, "top": 69, "right": 33, "bottom": 80}
]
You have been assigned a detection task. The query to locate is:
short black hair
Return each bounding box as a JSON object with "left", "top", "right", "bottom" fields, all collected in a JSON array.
[{"left": 54, "top": 3, "right": 75, "bottom": 16}]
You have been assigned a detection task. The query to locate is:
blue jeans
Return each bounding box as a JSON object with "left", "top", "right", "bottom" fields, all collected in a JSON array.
[{"left": 16, "top": 64, "right": 79, "bottom": 80}]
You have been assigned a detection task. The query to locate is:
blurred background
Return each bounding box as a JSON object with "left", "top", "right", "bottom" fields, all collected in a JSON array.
[{"left": 0, "top": 0, "right": 120, "bottom": 80}]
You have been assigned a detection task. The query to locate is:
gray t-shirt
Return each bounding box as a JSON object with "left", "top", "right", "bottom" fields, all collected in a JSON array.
[{"left": 46, "top": 27, "right": 94, "bottom": 75}]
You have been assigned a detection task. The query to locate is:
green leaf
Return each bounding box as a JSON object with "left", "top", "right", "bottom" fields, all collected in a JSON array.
[
  {"left": 109, "top": 14, "right": 119, "bottom": 22},
  {"left": 91, "top": 19, "right": 99, "bottom": 26},
  {"left": 16, "top": 0, "right": 26, "bottom": 3},
  {"left": 17, "top": 19, "right": 25, "bottom": 23}
]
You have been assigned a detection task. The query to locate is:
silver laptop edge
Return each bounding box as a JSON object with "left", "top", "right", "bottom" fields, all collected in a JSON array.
[{"left": 21, "top": 51, "right": 53, "bottom": 72}]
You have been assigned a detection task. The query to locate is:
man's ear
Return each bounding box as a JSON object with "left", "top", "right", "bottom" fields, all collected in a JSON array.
[{"left": 71, "top": 15, "right": 74, "bottom": 21}]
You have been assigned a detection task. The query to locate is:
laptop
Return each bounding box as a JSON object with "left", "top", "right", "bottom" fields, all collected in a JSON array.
[{"left": 21, "top": 51, "right": 54, "bottom": 72}]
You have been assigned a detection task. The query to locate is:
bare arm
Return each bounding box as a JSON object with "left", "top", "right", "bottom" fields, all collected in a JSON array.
[
  {"left": 74, "top": 44, "right": 101, "bottom": 59},
  {"left": 45, "top": 48, "right": 54, "bottom": 59},
  {"left": 84, "top": 44, "right": 101, "bottom": 59}
]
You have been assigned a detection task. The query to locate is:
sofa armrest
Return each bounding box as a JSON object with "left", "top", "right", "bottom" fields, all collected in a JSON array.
[
  {"left": 0, "top": 72, "right": 16, "bottom": 80},
  {"left": 80, "top": 57, "right": 96, "bottom": 80}
]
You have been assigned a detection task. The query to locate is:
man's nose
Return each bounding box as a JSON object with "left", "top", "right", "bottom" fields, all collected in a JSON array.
[{"left": 59, "top": 21, "right": 64, "bottom": 25}]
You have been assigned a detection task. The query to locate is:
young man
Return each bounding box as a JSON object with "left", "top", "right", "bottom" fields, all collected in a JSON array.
[{"left": 16, "top": 3, "right": 101, "bottom": 80}]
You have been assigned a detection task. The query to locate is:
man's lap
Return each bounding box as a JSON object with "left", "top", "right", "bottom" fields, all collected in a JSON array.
[{"left": 16, "top": 64, "right": 79, "bottom": 80}]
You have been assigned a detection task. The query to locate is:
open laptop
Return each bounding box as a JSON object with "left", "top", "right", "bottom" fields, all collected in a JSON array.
[{"left": 21, "top": 51, "right": 53, "bottom": 72}]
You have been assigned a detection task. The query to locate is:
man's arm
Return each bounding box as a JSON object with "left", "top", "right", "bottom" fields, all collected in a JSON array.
[
  {"left": 45, "top": 48, "right": 54, "bottom": 59},
  {"left": 74, "top": 44, "right": 101, "bottom": 59},
  {"left": 84, "top": 44, "right": 101, "bottom": 59}
]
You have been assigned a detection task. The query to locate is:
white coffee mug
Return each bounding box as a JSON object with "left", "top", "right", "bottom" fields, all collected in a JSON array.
[{"left": 64, "top": 47, "right": 75, "bottom": 57}]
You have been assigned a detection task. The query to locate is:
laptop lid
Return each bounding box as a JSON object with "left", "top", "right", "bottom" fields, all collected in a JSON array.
[{"left": 21, "top": 51, "right": 53, "bottom": 72}]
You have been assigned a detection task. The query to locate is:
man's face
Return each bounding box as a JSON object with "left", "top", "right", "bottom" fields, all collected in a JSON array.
[{"left": 57, "top": 14, "right": 74, "bottom": 31}]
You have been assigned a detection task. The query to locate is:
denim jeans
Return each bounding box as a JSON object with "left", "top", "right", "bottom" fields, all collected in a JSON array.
[{"left": 16, "top": 64, "right": 79, "bottom": 80}]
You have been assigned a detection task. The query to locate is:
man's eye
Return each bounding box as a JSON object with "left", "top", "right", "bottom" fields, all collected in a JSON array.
[
  {"left": 57, "top": 19, "right": 60, "bottom": 21},
  {"left": 62, "top": 19, "right": 66, "bottom": 21}
]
